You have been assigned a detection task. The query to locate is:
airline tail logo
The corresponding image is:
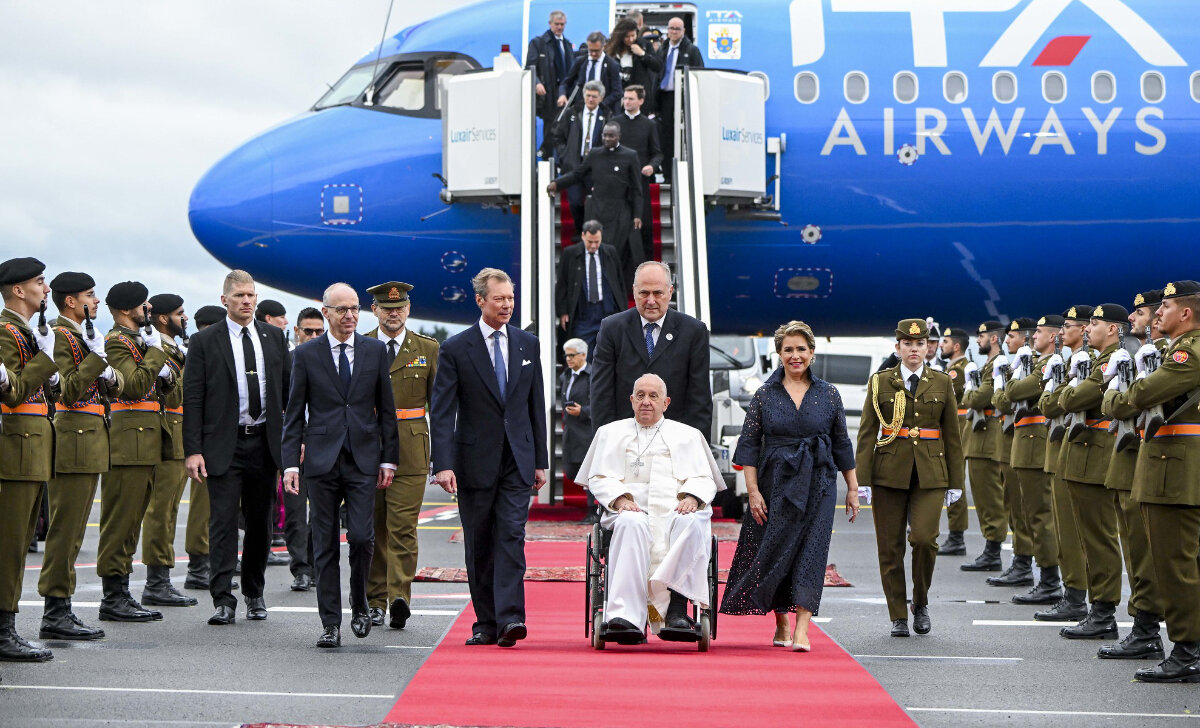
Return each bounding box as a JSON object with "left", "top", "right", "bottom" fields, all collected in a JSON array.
[{"left": 790, "top": 0, "right": 1185, "bottom": 67}]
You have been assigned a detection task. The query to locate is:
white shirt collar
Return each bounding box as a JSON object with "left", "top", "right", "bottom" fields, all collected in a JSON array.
[
  {"left": 625, "top": 111, "right": 640, "bottom": 119},
  {"left": 377, "top": 327, "right": 406, "bottom": 348},
  {"left": 327, "top": 331, "right": 354, "bottom": 349},
  {"left": 570, "top": 362, "right": 587, "bottom": 375},
  {"left": 639, "top": 311, "right": 666, "bottom": 329},
  {"left": 226, "top": 316, "right": 254, "bottom": 337},
  {"left": 900, "top": 363, "right": 924, "bottom": 381},
  {"left": 478, "top": 319, "right": 505, "bottom": 340},
  {"left": 636, "top": 416, "right": 665, "bottom": 431}
]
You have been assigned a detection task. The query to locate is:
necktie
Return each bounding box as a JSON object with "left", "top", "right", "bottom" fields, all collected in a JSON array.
[
  {"left": 644, "top": 322, "right": 657, "bottom": 356},
  {"left": 661, "top": 47, "right": 676, "bottom": 90},
  {"left": 908, "top": 373, "right": 919, "bottom": 396},
  {"left": 557, "top": 38, "right": 567, "bottom": 79},
  {"left": 387, "top": 340, "right": 397, "bottom": 366},
  {"left": 583, "top": 110, "right": 593, "bottom": 154},
  {"left": 565, "top": 371, "right": 576, "bottom": 402},
  {"left": 587, "top": 251, "right": 601, "bottom": 304},
  {"left": 587, "top": 59, "right": 595, "bottom": 83},
  {"left": 242, "top": 327, "right": 262, "bottom": 420},
  {"left": 338, "top": 342, "right": 352, "bottom": 394},
  {"left": 492, "top": 331, "right": 507, "bottom": 399}
]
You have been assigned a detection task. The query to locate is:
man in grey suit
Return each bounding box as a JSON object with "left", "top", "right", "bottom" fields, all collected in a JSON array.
[{"left": 560, "top": 338, "right": 595, "bottom": 522}]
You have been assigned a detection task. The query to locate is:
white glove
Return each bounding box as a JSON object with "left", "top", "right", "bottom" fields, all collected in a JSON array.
[
  {"left": 1013, "top": 346, "right": 1033, "bottom": 364},
  {"left": 945, "top": 488, "right": 963, "bottom": 506},
  {"left": 83, "top": 329, "right": 107, "bottom": 355},
  {"left": 1067, "top": 377, "right": 1079, "bottom": 388},
  {"left": 1043, "top": 354, "right": 1063, "bottom": 381},
  {"left": 1068, "top": 350, "right": 1090, "bottom": 378},
  {"left": 102, "top": 366, "right": 117, "bottom": 384},
  {"left": 1104, "top": 349, "right": 1131, "bottom": 383},
  {"left": 32, "top": 325, "right": 56, "bottom": 355},
  {"left": 963, "top": 361, "right": 979, "bottom": 391},
  {"left": 141, "top": 327, "right": 162, "bottom": 350},
  {"left": 48, "top": 372, "right": 60, "bottom": 387},
  {"left": 0, "top": 361, "right": 7, "bottom": 387},
  {"left": 964, "top": 361, "right": 978, "bottom": 376},
  {"left": 992, "top": 368, "right": 1007, "bottom": 391},
  {"left": 177, "top": 343, "right": 188, "bottom": 357},
  {"left": 1134, "top": 343, "right": 1158, "bottom": 375},
  {"left": 857, "top": 486, "right": 872, "bottom": 505},
  {"left": 157, "top": 363, "right": 173, "bottom": 381},
  {"left": 1106, "top": 377, "right": 1122, "bottom": 393}
]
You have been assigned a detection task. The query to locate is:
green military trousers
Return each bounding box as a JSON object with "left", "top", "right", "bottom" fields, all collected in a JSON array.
[
  {"left": 97, "top": 466, "right": 154, "bottom": 578},
  {"left": 368, "top": 474, "right": 426, "bottom": 610},
  {"left": 38, "top": 473, "right": 99, "bottom": 598},
  {"left": 0, "top": 481, "right": 44, "bottom": 612},
  {"left": 1064, "top": 479, "right": 1122, "bottom": 604},
  {"left": 967, "top": 457, "right": 1007, "bottom": 543},
  {"left": 142, "top": 459, "right": 188, "bottom": 567}
]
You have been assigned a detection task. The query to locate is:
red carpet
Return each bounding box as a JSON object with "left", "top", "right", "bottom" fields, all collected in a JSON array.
[{"left": 387, "top": 542, "right": 909, "bottom": 728}]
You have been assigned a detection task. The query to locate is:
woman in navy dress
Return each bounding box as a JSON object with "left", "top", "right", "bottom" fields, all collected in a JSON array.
[{"left": 719, "top": 321, "right": 860, "bottom": 651}]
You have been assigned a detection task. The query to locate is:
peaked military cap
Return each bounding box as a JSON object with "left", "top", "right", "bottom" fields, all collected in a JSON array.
[
  {"left": 1163, "top": 280, "right": 1200, "bottom": 299},
  {"left": 106, "top": 281, "right": 149, "bottom": 310},
  {"left": 926, "top": 320, "right": 941, "bottom": 338},
  {"left": 1010, "top": 317, "right": 1037, "bottom": 332},
  {"left": 896, "top": 318, "right": 928, "bottom": 340},
  {"left": 49, "top": 271, "right": 95, "bottom": 294},
  {"left": 1037, "top": 314, "right": 1065, "bottom": 328},
  {"left": 0, "top": 257, "right": 45, "bottom": 286},
  {"left": 149, "top": 293, "right": 184, "bottom": 314},
  {"left": 367, "top": 281, "right": 413, "bottom": 308},
  {"left": 255, "top": 299, "right": 286, "bottom": 320},
  {"left": 1091, "top": 303, "right": 1129, "bottom": 324},
  {"left": 1133, "top": 289, "right": 1162, "bottom": 310},
  {"left": 1062, "top": 305, "right": 1092, "bottom": 322},
  {"left": 193, "top": 305, "right": 227, "bottom": 328},
  {"left": 977, "top": 320, "right": 1004, "bottom": 334}
]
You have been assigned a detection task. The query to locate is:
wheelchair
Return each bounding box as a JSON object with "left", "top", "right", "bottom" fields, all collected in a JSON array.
[{"left": 584, "top": 520, "right": 718, "bottom": 651}]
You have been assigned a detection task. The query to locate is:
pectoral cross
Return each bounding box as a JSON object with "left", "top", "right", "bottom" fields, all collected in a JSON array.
[{"left": 631, "top": 457, "right": 645, "bottom": 477}]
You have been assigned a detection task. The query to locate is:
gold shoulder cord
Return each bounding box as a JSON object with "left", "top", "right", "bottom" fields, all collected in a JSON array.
[{"left": 872, "top": 372, "right": 905, "bottom": 448}]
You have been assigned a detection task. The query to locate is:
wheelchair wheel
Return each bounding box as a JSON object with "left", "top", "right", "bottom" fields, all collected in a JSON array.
[
  {"left": 709, "top": 536, "right": 719, "bottom": 640},
  {"left": 697, "top": 613, "right": 711, "bottom": 652},
  {"left": 585, "top": 532, "right": 594, "bottom": 638},
  {"left": 592, "top": 612, "right": 605, "bottom": 650}
]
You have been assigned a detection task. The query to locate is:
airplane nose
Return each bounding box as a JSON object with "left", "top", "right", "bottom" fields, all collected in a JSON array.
[{"left": 188, "top": 138, "right": 274, "bottom": 263}]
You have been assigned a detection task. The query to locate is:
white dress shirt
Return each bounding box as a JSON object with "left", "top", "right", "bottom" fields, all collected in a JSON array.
[
  {"left": 376, "top": 327, "right": 406, "bottom": 357},
  {"left": 639, "top": 311, "right": 667, "bottom": 348},
  {"left": 662, "top": 41, "right": 681, "bottom": 90},
  {"left": 581, "top": 106, "right": 599, "bottom": 155},
  {"left": 226, "top": 317, "right": 267, "bottom": 425},
  {"left": 584, "top": 248, "right": 603, "bottom": 301},
  {"left": 327, "top": 331, "right": 355, "bottom": 373},
  {"left": 479, "top": 319, "right": 506, "bottom": 371},
  {"left": 899, "top": 363, "right": 925, "bottom": 393},
  {"left": 565, "top": 362, "right": 586, "bottom": 402}
]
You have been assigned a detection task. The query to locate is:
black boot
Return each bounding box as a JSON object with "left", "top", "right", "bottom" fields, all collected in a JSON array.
[
  {"left": 1099, "top": 611, "right": 1165, "bottom": 660},
  {"left": 142, "top": 566, "right": 198, "bottom": 607},
  {"left": 1135, "top": 641, "right": 1200, "bottom": 683},
  {"left": 937, "top": 531, "right": 966, "bottom": 556},
  {"left": 98, "top": 575, "right": 156, "bottom": 622},
  {"left": 659, "top": 590, "right": 696, "bottom": 638},
  {"left": 122, "top": 575, "right": 163, "bottom": 620},
  {"left": 0, "top": 611, "right": 52, "bottom": 662},
  {"left": 184, "top": 553, "right": 210, "bottom": 590},
  {"left": 961, "top": 540, "right": 1003, "bottom": 571},
  {"left": 1034, "top": 586, "right": 1089, "bottom": 621},
  {"left": 987, "top": 554, "right": 1035, "bottom": 586},
  {"left": 39, "top": 596, "right": 103, "bottom": 640},
  {"left": 1061, "top": 600, "right": 1119, "bottom": 639},
  {"left": 1012, "top": 565, "right": 1063, "bottom": 605}
]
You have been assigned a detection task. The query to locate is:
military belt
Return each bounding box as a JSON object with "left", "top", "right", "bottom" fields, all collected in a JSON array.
[
  {"left": 2, "top": 402, "right": 49, "bottom": 416},
  {"left": 882, "top": 427, "right": 941, "bottom": 440},
  {"left": 55, "top": 402, "right": 104, "bottom": 417},
  {"left": 164, "top": 406, "right": 183, "bottom": 415},
  {"left": 1152, "top": 424, "right": 1200, "bottom": 437},
  {"left": 1086, "top": 418, "right": 1113, "bottom": 430},
  {"left": 396, "top": 407, "right": 426, "bottom": 420},
  {"left": 111, "top": 401, "right": 159, "bottom": 413},
  {"left": 1014, "top": 415, "right": 1047, "bottom": 427},
  {"left": 957, "top": 408, "right": 969, "bottom": 416}
]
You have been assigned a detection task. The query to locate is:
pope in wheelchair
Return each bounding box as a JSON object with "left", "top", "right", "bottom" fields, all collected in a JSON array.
[{"left": 577, "top": 373, "right": 725, "bottom": 646}]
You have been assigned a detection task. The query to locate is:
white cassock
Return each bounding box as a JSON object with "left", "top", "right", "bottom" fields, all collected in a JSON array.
[{"left": 577, "top": 417, "right": 726, "bottom": 631}]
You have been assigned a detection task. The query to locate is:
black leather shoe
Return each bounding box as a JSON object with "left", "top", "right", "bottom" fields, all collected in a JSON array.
[
  {"left": 1099, "top": 611, "right": 1164, "bottom": 660},
  {"left": 1061, "top": 601, "right": 1118, "bottom": 640},
  {"left": 290, "top": 573, "right": 313, "bottom": 592},
  {"left": 912, "top": 605, "right": 931, "bottom": 635},
  {"left": 890, "top": 619, "right": 910, "bottom": 637},
  {"left": 961, "top": 540, "right": 1003, "bottom": 571},
  {"left": 142, "top": 566, "right": 198, "bottom": 607},
  {"left": 351, "top": 611, "right": 371, "bottom": 638},
  {"left": 987, "top": 555, "right": 1034, "bottom": 586},
  {"left": 39, "top": 597, "right": 104, "bottom": 641},
  {"left": 1135, "top": 642, "right": 1200, "bottom": 683},
  {"left": 1034, "top": 587, "right": 1088, "bottom": 621},
  {"left": 207, "top": 606, "right": 236, "bottom": 626},
  {"left": 266, "top": 550, "right": 290, "bottom": 566},
  {"left": 602, "top": 618, "right": 647, "bottom": 645},
  {"left": 317, "top": 625, "right": 341, "bottom": 648},
  {"left": 465, "top": 632, "right": 497, "bottom": 645},
  {"left": 937, "top": 531, "right": 966, "bottom": 556},
  {"left": 497, "top": 622, "right": 527, "bottom": 647},
  {"left": 245, "top": 597, "right": 267, "bottom": 621},
  {"left": 98, "top": 576, "right": 156, "bottom": 622},
  {"left": 369, "top": 607, "right": 386, "bottom": 627},
  {"left": 1011, "top": 565, "right": 1063, "bottom": 605},
  {"left": 389, "top": 597, "right": 410, "bottom": 629}
]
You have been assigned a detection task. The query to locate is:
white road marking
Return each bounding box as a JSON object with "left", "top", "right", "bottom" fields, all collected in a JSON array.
[
  {"left": 908, "top": 707, "right": 1200, "bottom": 719},
  {"left": 384, "top": 645, "right": 435, "bottom": 650},
  {"left": 855, "top": 655, "right": 1022, "bottom": 662},
  {"left": 813, "top": 617, "right": 831, "bottom": 623},
  {"left": 973, "top": 619, "right": 1134, "bottom": 627},
  {"left": 17, "top": 601, "right": 458, "bottom": 616},
  {"left": 0, "top": 685, "right": 393, "bottom": 699}
]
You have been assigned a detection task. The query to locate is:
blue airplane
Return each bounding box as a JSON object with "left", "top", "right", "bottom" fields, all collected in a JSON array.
[{"left": 189, "top": 0, "right": 1200, "bottom": 336}]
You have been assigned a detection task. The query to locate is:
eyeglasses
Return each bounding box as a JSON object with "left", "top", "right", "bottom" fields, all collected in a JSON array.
[
  {"left": 565, "top": 352, "right": 583, "bottom": 358},
  {"left": 300, "top": 327, "right": 325, "bottom": 336},
  {"left": 325, "top": 305, "right": 360, "bottom": 316}
]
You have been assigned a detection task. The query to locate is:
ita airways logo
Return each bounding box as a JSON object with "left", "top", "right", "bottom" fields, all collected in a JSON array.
[
  {"left": 788, "top": 0, "right": 1185, "bottom": 68},
  {"left": 706, "top": 10, "right": 742, "bottom": 60}
]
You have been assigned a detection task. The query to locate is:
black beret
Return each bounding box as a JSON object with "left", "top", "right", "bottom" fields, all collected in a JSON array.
[
  {"left": 1037, "top": 315, "right": 1065, "bottom": 328},
  {"left": 1163, "top": 280, "right": 1200, "bottom": 299},
  {"left": 1091, "top": 303, "right": 1129, "bottom": 324},
  {"left": 1132, "top": 290, "right": 1162, "bottom": 309},
  {"left": 255, "top": 299, "right": 286, "bottom": 320},
  {"left": 105, "top": 281, "right": 149, "bottom": 311},
  {"left": 1062, "top": 305, "right": 1092, "bottom": 322},
  {"left": 49, "top": 271, "right": 95, "bottom": 295},
  {"left": 941, "top": 327, "right": 969, "bottom": 341},
  {"left": 193, "top": 305, "right": 227, "bottom": 328},
  {"left": 0, "top": 257, "right": 45, "bottom": 286},
  {"left": 148, "top": 293, "right": 184, "bottom": 315},
  {"left": 1009, "top": 317, "right": 1037, "bottom": 332},
  {"left": 977, "top": 320, "right": 1004, "bottom": 334}
]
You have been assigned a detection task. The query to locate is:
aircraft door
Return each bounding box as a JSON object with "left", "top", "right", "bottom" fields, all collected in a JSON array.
[{"left": 523, "top": 1, "right": 614, "bottom": 73}]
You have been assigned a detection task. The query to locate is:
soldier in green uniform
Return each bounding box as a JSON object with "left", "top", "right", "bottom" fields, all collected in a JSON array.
[
  {"left": 1095, "top": 289, "right": 1167, "bottom": 661},
  {"left": 138, "top": 293, "right": 197, "bottom": 607},
  {"left": 1033, "top": 306, "right": 1090, "bottom": 622},
  {"left": 97, "top": 281, "right": 171, "bottom": 623},
  {"left": 937, "top": 327, "right": 971, "bottom": 556},
  {"left": 0, "top": 257, "right": 58, "bottom": 661},
  {"left": 182, "top": 304, "right": 228, "bottom": 591},
  {"left": 1113, "top": 280, "right": 1200, "bottom": 682},
  {"left": 987, "top": 319, "right": 1037, "bottom": 589},
  {"left": 37, "top": 272, "right": 123, "bottom": 641},
  {"left": 959, "top": 321, "right": 1009, "bottom": 572},
  {"left": 1001, "top": 315, "right": 1062, "bottom": 605},
  {"left": 1055, "top": 303, "right": 1128, "bottom": 639},
  {"left": 364, "top": 282, "right": 439, "bottom": 630},
  {"left": 856, "top": 318, "right": 964, "bottom": 637}
]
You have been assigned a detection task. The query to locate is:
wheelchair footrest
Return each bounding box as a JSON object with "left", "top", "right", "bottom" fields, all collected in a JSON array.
[
  {"left": 600, "top": 626, "right": 647, "bottom": 646},
  {"left": 658, "top": 625, "right": 702, "bottom": 643}
]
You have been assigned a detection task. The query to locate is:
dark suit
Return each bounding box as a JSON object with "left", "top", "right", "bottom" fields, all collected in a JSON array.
[
  {"left": 430, "top": 323, "right": 548, "bottom": 637},
  {"left": 615, "top": 48, "right": 664, "bottom": 112},
  {"left": 282, "top": 334, "right": 400, "bottom": 628},
  {"left": 555, "top": 242, "right": 623, "bottom": 358},
  {"left": 182, "top": 319, "right": 290, "bottom": 609},
  {"left": 554, "top": 145, "right": 644, "bottom": 291},
  {"left": 526, "top": 29, "right": 573, "bottom": 157},
  {"left": 560, "top": 365, "right": 591, "bottom": 477},
  {"left": 655, "top": 36, "right": 704, "bottom": 177},
  {"left": 613, "top": 112, "right": 662, "bottom": 263},
  {"left": 591, "top": 308, "right": 712, "bottom": 436},
  {"left": 559, "top": 54, "right": 623, "bottom": 113},
  {"left": 554, "top": 105, "right": 607, "bottom": 235}
]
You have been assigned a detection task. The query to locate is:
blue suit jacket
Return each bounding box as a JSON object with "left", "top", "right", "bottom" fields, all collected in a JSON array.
[
  {"left": 281, "top": 333, "right": 400, "bottom": 477},
  {"left": 430, "top": 323, "right": 549, "bottom": 487}
]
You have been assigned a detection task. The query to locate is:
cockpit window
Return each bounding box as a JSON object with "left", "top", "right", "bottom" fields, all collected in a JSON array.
[
  {"left": 314, "top": 64, "right": 379, "bottom": 110},
  {"left": 376, "top": 67, "right": 425, "bottom": 110},
  {"left": 312, "top": 52, "right": 479, "bottom": 118},
  {"left": 433, "top": 58, "right": 476, "bottom": 110}
]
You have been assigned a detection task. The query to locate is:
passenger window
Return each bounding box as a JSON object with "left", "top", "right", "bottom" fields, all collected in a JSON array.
[
  {"left": 1092, "top": 72, "right": 1116, "bottom": 103},
  {"left": 1193, "top": 72, "right": 1200, "bottom": 102},
  {"left": 1141, "top": 72, "right": 1164, "bottom": 103},
  {"left": 749, "top": 71, "right": 770, "bottom": 101},
  {"left": 894, "top": 72, "right": 917, "bottom": 103},
  {"left": 844, "top": 72, "right": 868, "bottom": 104},
  {"left": 795, "top": 72, "right": 819, "bottom": 103},
  {"left": 993, "top": 72, "right": 1017, "bottom": 103},
  {"left": 943, "top": 72, "right": 967, "bottom": 103},
  {"left": 1042, "top": 72, "right": 1066, "bottom": 103}
]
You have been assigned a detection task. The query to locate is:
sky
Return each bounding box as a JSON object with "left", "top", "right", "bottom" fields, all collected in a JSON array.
[{"left": 0, "top": 1, "right": 473, "bottom": 336}]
